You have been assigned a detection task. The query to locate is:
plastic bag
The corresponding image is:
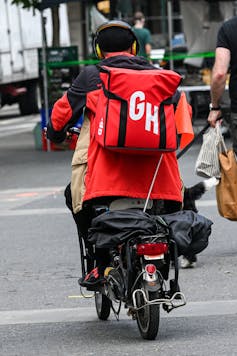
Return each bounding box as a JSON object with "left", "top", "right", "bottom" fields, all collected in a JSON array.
[{"left": 195, "top": 124, "right": 226, "bottom": 178}]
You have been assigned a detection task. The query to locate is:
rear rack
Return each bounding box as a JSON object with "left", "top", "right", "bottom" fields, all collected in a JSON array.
[{"left": 131, "top": 288, "right": 186, "bottom": 313}]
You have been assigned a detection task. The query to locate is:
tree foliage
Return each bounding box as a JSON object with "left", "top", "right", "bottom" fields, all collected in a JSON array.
[{"left": 11, "top": 0, "right": 40, "bottom": 10}]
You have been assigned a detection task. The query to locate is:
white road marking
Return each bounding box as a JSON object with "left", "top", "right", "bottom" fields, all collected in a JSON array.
[
  {"left": 0, "top": 203, "right": 218, "bottom": 217},
  {"left": 0, "top": 187, "right": 64, "bottom": 194},
  {"left": 0, "top": 117, "right": 36, "bottom": 125},
  {"left": 0, "top": 116, "right": 40, "bottom": 137},
  {"left": 0, "top": 187, "right": 66, "bottom": 216},
  {"left": 197, "top": 200, "right": 217, "bottom": 207},
  {"left": 0, "top": 208, "right": 69, "bottom": 216},
  {"left": 0, "top": 299, "right": 237, "bottom": 326},
  {"left": 0, "top": 185, "right": 217, "bottom": 217}
]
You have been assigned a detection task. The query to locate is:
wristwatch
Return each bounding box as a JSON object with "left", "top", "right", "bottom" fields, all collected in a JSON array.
[{"left": 209, "top": 103, "right": 221, "bottom": 111}]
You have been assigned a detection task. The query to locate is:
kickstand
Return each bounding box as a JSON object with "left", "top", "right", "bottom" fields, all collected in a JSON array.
[{"left": 111, "top": 300, "right": 122, "bottom": 321}]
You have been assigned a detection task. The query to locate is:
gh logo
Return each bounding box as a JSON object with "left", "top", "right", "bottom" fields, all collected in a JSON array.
[{"left": 129, "top": 91, "right": 159, "bottom": 135}]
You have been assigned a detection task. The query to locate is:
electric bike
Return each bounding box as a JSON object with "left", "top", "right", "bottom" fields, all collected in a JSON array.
[{"left": 78, "top": 206, "right": 186, "bottom": 340}]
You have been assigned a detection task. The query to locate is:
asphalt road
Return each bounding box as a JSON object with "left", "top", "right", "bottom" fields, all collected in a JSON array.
[{"left": 0, "top": 106, "right": 237, "bottom": 355}]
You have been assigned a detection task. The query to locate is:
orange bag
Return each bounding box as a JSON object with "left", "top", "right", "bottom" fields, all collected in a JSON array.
[{"left": 216, "top": 149, "right": 237, "bottom": 221}]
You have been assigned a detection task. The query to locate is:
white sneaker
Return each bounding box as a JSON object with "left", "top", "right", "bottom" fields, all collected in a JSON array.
[
  {"left": 180, "top": 256, "right": 196, "bottom": 269},
  {"left": 203, "top": 177, "right": 219, "bottom": 191}
]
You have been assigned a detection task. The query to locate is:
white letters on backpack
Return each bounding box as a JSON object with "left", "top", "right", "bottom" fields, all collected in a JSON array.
[
  {"left": 129, "top": 91, "right": 145, "bottom": 120},
  {"left": 129, "top": 91, "right": 159, "bottom": 135},
  {"left": 97, "top": 117, "right": 104, "bottom": 136},
  {"left": 145, "top": 102, "right": 159, "bottom": 135}
]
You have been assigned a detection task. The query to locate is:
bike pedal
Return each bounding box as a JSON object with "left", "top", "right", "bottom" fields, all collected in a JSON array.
[{"left": 85, "top": 285, "right": 101, "bottom": 292}]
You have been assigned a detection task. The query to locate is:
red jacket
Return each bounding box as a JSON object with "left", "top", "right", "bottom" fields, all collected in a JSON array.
[{"left": 48, "top": 54, "right": 193, "bottom": 205}]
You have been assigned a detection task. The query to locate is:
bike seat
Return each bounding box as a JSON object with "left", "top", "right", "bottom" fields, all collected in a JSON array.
[{"left": 109, "top": 198, "right": 153, "bottom": 211}]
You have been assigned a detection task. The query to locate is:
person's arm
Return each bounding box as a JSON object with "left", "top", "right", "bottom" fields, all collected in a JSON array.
[
  {"left": 145, "top": 29, "right": 152, "bottom": 58},
  {"left": 47, "top": 65, "right": 100, "bottom": 143},
  {"left": 47, "top": 72, "right": 87, "bottom": 143},
  {"left": 145, "top": 43, "right": 152, "bottom": 57},
  {"left": 207, "top": 47, "right": 230, "bottom": 127}
]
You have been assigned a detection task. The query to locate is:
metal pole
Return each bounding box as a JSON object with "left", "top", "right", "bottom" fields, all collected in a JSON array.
[
  {"left": 167, "top": 0, "right": 174, "bottom": 71},
  {"left": 85, "top": 2, "right": 90, "bottom": 58},
  {"left": 40, "top": 10, "right": 50, "bottom": 152},
  {"left": 234, "top": 1, "right": 237, "bottom": 16},
  {"left": 161, "top": 0, "right": 166, "bottom": 36}
]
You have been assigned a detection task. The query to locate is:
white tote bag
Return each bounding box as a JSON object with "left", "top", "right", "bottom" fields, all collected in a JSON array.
[{"left": 195, "top": 124, "right": 226, "bottom": 178}]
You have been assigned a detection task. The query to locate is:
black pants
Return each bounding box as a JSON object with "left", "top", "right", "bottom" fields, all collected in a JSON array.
[{"left": 64, "top": 183, "right": 110, "bottom": 272}]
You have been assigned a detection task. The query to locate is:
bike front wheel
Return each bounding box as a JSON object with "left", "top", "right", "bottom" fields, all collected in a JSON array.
[{"left": 95, "top": 292, "right": 111, "bottom": 320}]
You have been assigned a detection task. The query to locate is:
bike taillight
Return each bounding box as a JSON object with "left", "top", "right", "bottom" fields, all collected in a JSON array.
[
  {"left": 136, "top": 242, "right": 168, "bottom": 256},
  {"left": 145, "top": 264, "right": 156, "bottom": 275}
]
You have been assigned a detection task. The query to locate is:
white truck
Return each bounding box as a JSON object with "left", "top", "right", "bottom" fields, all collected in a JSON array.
[{"left": 0, "top": 0, "right": 70, "bottom": 115}]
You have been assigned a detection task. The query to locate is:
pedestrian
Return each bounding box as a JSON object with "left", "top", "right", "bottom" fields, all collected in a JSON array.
[
  {"left": 207, "top": 16, "right": 237, "bottom": 156},
  {"left": 132, "top": 11, "right": 152, "bottom": 59}
]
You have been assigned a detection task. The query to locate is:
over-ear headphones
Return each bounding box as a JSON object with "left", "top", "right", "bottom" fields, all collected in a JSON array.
[
  {"left": 93, "top": 20, "right": 139, "bottom": 59},
  {"left": 131, "top": 41, "right": 137, "bottom": 56}
]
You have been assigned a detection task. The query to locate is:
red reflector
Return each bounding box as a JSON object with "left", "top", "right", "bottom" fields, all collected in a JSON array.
[
  {"left": 136, "top": 242, "right": 168, "bottom": 256},
  {"left": 145, "top": 264, "right": 156, "bottom": 274}
]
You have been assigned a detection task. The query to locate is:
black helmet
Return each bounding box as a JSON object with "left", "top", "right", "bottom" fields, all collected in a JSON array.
[{"left": 93, "top": 20, "right": 139, "bottom": 59}]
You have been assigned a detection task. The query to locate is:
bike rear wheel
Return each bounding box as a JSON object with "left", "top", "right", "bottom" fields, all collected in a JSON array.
[
  {"left": 136, "top": 285, "right": 160, "bottom": 340},
  {"left": 95, "top": 292, "right": 111, "bottom": 320}
]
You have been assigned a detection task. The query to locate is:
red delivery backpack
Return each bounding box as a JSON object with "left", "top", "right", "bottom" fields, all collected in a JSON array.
[{"left": 93, "top": 65, "right": 182, "bottom": 155}]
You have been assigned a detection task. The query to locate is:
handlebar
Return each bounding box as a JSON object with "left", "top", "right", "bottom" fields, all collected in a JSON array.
[
  {"left": 43, "top": 126, "right": 81, "bottom": 141},
  {"left": 68, "top": 127, "right": 81, "bottom": 136}
]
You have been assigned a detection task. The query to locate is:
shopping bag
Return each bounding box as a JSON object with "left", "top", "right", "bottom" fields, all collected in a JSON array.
[
  {"left": 216, "top": 149, "right": 237, "bottom": 221},
  {"left": 195, "top": 123, "right": 225, "bottom": 178}
]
